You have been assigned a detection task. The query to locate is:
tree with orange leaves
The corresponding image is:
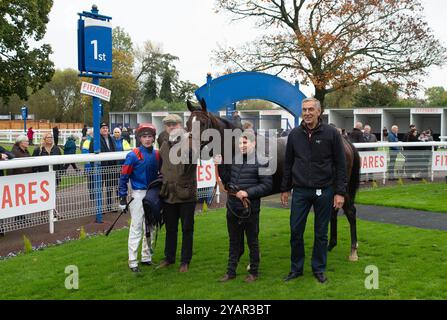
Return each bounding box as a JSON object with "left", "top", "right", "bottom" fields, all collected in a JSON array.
[{"left": 214, "top": 0, "right": 446, "bottom": 107}]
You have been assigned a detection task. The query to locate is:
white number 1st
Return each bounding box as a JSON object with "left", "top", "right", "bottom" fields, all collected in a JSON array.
[{"left": 90, "top": 40, "right": 98, "bottom": 60}]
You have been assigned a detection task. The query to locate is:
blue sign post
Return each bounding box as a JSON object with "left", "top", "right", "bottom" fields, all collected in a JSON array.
[
  {"left": 78, "top": 5, "right": 112, "bottom": 223},
  {"left": 21, "top": 106, "right": 28, "bottom": 134}
]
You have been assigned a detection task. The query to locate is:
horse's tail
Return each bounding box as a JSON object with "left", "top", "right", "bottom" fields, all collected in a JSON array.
[{"left": 347, "top": 142, "right": 361, "bottom": 203}]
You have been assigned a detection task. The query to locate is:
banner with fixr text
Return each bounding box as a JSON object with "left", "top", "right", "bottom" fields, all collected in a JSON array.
[
  {"left": 359, "top": 151, "right": 388, "bottom": 174},
  {"left": 0, "top": 172, "right": 56, "bottom": 219},
  {"left": 432, "top": 151, "right": 447, "bottom": 171}
]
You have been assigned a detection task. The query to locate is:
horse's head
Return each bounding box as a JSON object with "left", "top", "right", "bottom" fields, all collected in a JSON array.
[
  {"left": 186, "top": 98, "right": 213, "bottom": 135},
  {"left": 185, "top": 99, "right": 216, "bottom": 155}
]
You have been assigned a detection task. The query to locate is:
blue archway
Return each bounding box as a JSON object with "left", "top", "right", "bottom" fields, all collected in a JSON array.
[{"left": 194, "top": 72, "right": 307, "bottom": 127}]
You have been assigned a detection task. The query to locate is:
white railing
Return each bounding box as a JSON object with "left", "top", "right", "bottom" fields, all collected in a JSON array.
[
  {"left": 0, "top": 129, "right": 83, "bottom": 145},
  {"left": 0, "top": 151, "right": 217, "bottom": 235},
  {"left": 353, "top": 141, "right": 447, "bottom": 184},
  {"left": 1, "top": 141, "right": 446, "bottom": 235}
]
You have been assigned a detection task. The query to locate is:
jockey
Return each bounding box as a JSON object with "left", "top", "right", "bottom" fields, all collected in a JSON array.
[{"left": 119, "top": 123, "right": 161, "bottom": 273}]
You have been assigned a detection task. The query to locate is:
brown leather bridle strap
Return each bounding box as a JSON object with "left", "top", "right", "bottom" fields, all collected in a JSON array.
[{"left": 227, "top": 190, "right": 251, "bottom": 209}]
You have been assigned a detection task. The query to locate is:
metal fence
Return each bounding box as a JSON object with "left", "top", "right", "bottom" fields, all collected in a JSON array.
[
  {"left": 0, "top": 129, "right": 137, "bottom": 147},
  {"left": 0, "top": 152, "right": 218, "bottom": 234},
  {"left": 1, "top": 142, "right": 447, "bottom": 235},
  {"left": 355, "top": 142, "right": 447, "bottom": 183}
]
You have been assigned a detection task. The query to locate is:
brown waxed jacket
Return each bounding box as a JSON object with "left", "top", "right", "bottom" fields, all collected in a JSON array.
[{"left": 159, "top": 139, "right": 197, "bottom": 204}]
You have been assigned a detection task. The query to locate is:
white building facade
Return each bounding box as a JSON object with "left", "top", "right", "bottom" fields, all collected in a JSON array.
[{"left": 110, "top": 107, "right": 447, "bottom": 141}]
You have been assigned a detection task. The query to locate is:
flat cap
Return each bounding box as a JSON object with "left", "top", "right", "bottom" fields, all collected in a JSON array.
[{"left": 162, "top": 114, "right": 182, "bottom": 125}]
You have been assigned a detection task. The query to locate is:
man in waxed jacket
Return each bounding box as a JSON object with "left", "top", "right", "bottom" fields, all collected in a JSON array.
[
  {"left": 157, "top": 114, "right": 199, "bottom": 273},
  {"left": 280, "top": 97, "right": 347, "bottom": 284},
  {"left": 217, "top": 131, "right": 272, "bottom": 283}
]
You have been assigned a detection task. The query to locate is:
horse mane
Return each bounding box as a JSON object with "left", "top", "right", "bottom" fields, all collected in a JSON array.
[{"left": 212, "top": 115, "right": 235, "bottom": 130}]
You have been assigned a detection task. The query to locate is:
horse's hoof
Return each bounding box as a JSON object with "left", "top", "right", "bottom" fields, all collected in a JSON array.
[
  {"left": 328, "top": 244, "right": 336, "bottom": 252},
  {"left": 348, "top": 254, "right": 359, "bottom": 262}
]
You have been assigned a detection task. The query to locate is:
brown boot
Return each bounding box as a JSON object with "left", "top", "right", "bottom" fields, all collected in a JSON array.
[
  {"left": 244, "top": 274, "right": 258, "bottom": 283},
  {"left": 219, "top": 274, "right": 236, "bottom": 282},
  {"left": 156, "top": 259, "right": 173, "bottom": 269},
  {"left": 179, "top": 263, "right": 189, "bottom": 273}
]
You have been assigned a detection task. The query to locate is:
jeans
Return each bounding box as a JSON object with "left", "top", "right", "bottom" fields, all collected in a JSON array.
[{"left": 290, "top": 187, "right": 334, "bottom": 274}]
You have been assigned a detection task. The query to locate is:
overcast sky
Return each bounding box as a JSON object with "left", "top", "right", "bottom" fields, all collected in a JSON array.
[{"left": 44, "top": 0, "right": 447, "bottom": 98}]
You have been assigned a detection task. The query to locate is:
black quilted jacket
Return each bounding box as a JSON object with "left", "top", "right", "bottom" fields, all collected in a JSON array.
[{"left": 218, "top": 152, "right": 273, "bottom": 213}]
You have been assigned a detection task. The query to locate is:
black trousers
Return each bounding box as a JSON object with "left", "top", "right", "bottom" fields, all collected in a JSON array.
[
  {"left": 163, "top": 202, "right": 196, "bottom": 264},
  {"left": 226, "top": 209, "right": 260, "bottom": 276}
]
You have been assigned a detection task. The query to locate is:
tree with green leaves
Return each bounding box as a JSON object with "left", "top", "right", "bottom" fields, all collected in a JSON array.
[
  {"left": 159, "top": 56, "right": 179, "bottom": 103},
  {"left": 425, "top": 87, "right": 447, "bottom": 107},
  {"left": 215, "top": 0, "right": 446, "bottom": 107},
  {"left": 352, "top": 81, "right": 399, "bottom": 108},
  {"left": 46, "top": 69, "right": 84, "bottom": 122},
  {"left": 0, "top": 0, "right": 55, "bottom": 102},
  {"left": 174, "top": 80, "right": 199, "bottom": 102},
  {"left": 135, "top": 41, "right": 181, "bottom": 104}
]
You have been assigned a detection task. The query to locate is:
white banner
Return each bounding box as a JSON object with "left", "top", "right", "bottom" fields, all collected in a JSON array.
[
  {"left": 80, "top": 81, "right": 111, "bottom": 102},
  {"left": 432, "top": 151, "right": 447, "bottom": 171},
  {"left": 354, "top": 108, "right": 383, "bottom": 115},
  {"left": 359, "top": 151, "right": 388, "bottom": 174},
  {"left": 197, "top": 159, "right": 217, "bottom": 188},
  {"left": 411, "top": 108, "right": 443, "bottom": 114},
  {"left": 0, "top": 172, "right": 56, "bottom": 219}
]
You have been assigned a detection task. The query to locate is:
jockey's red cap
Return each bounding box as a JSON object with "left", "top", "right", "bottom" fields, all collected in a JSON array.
[{"left": 136, "top": 123, "right": 156, "bottom": 137}]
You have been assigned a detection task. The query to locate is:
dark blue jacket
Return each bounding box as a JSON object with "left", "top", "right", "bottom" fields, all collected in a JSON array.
[
  {"left": 64, "top": 139, "right": 77, "bottom": 155},
  {"left": 387, "top": 132, "right": 399, "bottom": 151},
  {"left": 119, "top": 146, "right": 161, "bottom": 197},
  {"left": 218, "top": 152, "right": 273, "bottom": 213},
  {"left": 281, "top": 121, "right": 347, "bottom": 196}
]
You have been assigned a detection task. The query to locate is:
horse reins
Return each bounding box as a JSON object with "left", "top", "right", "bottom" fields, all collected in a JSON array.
[{"left": 226, "top": 190, "right": 252, "bottom": 220}]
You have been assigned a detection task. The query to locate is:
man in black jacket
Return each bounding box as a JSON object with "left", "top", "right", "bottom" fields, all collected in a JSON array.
[
  {"left": 349, "top": 122, "right": 365, "bottom": 144},
  {"left": 280, "top": 97, "right": 347, "bottom": 284},
  {"left": 217, "top": 132, "right": 272, "bottom": 283},
  {"left": 89, "top": 122, "right": 118, "bottom": 213}
]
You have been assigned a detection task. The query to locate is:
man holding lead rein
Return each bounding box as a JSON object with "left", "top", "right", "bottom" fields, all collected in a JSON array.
[
  {"left": 280, "top": 97, "right": 347, "bottom": 284},
  {"left": 217, "top": 131, "right": 272, "bottom": 283},
  {"left": 119, "top": 123, "right": 161, "bottom": 273}
]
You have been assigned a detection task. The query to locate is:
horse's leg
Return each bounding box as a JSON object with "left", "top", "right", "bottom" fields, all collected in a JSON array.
[
  {"left": 328, "top": 208, "right": 339, "bottom": 251},
  {"left": 345, "top": 204, "right": 358, "bottom": 261}
]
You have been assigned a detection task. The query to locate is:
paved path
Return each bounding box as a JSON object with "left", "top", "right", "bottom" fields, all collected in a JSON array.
[{"left": 261, "top": 195, "right": 447, "bottom": 231}]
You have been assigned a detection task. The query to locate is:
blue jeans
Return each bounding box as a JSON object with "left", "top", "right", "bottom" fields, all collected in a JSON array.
[{"left": 290, "top": 187, "right": 334, "bottom": 274}]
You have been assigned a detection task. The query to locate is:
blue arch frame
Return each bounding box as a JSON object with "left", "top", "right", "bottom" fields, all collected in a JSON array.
[{"left": 195, "top": 72, "right": 307, "bottom": 127}]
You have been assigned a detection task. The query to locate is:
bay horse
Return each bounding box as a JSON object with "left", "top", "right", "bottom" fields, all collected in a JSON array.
[{"left": 186, "top": 99, "right": 361, "bottom": 261}]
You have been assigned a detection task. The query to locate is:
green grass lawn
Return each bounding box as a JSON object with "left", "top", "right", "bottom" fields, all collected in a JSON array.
[
  {"left": 357, "top": 182, "right": 447, "bottom": 213},
  {"left": 0, "top": 207, "right": 446, "bottom": 300}
]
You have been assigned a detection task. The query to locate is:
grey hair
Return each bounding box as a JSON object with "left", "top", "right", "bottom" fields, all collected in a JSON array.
[
  {"left": 302, "top": 97, "right": 321, "bottom": 110},
  {"left": 15, "top": 134, "right": 29, "bottom": 144}
]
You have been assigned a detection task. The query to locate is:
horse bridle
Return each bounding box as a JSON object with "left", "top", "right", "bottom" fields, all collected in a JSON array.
[{"left": 188, "top": 111, "right": 214, "bottom": 151}]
